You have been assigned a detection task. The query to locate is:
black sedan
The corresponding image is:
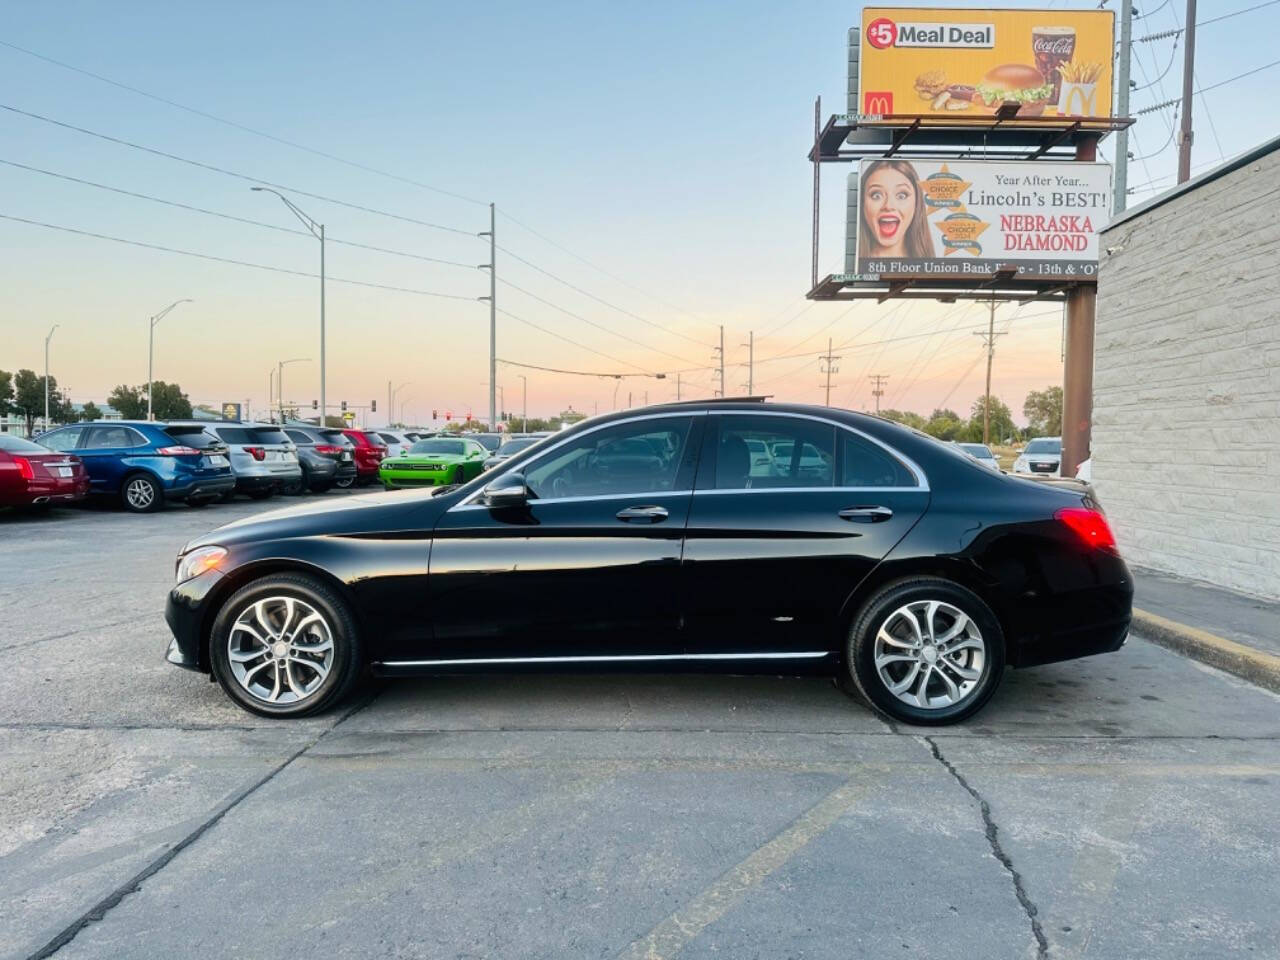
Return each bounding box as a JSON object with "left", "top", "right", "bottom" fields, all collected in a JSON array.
[{"left": 165, "top": 400, "right": 1132, "bottom": 724}]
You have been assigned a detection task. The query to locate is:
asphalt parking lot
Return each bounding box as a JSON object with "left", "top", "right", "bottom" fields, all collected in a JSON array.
[{"left": 2, "top": 497, "right": 1278, "bottom": 960}]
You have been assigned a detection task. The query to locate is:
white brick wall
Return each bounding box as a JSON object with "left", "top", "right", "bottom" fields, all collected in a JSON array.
[{"left": 1095, "top": 146, "right": 1280, "bottom": 600}]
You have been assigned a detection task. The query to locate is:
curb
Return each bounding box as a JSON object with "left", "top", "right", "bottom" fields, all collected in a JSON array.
[{"left": 1132, "top": 608, "right": 1280, "bottom": 694}]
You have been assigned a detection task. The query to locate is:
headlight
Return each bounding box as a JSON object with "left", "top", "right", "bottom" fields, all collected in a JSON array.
[{"left": 176, "top": 545, "right": 227, "bottom": 583}]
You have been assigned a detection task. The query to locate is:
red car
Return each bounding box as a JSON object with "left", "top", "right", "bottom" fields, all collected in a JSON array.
[
  {"left": 0, "top": 434, "right": 90, "bottom": 507},
  {"left": 341, "top": 429, "right": 388, "bottom": 486}
]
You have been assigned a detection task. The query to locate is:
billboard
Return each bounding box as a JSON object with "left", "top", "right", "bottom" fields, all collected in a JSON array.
[
  {"left": 220, "top": 402, "right": 242, "bottom": 422},
  {"left": 853, "top": 158, "right": 1111, "bottom": 279},
  {"left": 859, "top": 7, "right": 1114, "bottom": 121}
]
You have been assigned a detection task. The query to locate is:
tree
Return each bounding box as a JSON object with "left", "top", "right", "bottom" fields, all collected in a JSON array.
[
  {"left": 106, "top": 382, "right": 192, "bottom": 420},
  {"left": 969, "top": 395, "right": 1015, "bottom": 445},
  {"left": 878, "top": 409, "right": 927, "bottom": 430},
  {"left": 78, "top": 401, "right": 102, "bottom": 422},
  {"left": 0, "top": 369, "right": 13, "bottom": 418},
  {"left": 922, "top": 407, "right": 966, "bottom": 441},
  {"left": 12, "top": 368, "right": 70, "bottom": 435},
  {"left": 1022, "top": 386, "right": 1063, "bottom": 437}
]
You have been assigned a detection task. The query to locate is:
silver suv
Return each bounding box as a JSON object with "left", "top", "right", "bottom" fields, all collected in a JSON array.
[{"left": 201, "top": 422, "right": 302, "bottom": 499}]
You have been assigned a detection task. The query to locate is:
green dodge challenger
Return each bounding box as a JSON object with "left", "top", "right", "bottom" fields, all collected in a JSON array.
[{"left": 379, "top": 437, "right": 489, "bottom": 489}]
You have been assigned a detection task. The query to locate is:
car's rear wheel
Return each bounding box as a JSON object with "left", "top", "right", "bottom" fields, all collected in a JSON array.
[
  {"left": 248, "top": 489, "right": 273, "bottom": 500},
  {"left": 209, "top": 574, "right": 363, "bottom": 718},
  {"left": 121, "top": 473, "right": 162, "bottom": 513},
  {"left": 845, "top": 577, "right": 1004, "bottom": 726},
  {"left": 333, "top": 475, "right": 355, "bottom": 489}
]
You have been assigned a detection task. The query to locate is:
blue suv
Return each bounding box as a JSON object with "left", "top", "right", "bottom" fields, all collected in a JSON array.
[{"left": 36, "top": 421, "right": 235, "bottom": 512}]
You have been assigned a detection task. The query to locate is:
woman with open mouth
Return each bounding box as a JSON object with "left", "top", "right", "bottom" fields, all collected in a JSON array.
[{"left": 858, "top": 159, "right": 935, "bottom": 262}]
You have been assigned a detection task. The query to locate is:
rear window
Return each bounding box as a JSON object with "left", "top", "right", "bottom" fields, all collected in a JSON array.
[
  {"left": 251, "top": 428, "right": 290, "bottom": 445},
  {"left": 162, "top": 425, "right": 222, "bottom": 449},
  {"left": 213, "top": 427, "right": 253, "bottom": 445},
  {"left": 1024, "top": 439, "right": 1061, "bottom": 455},
  {"left": 320, "top": 430, "right": 352, "bottom": 447},
  {"left": 497, "top": 437, "right": 538, "bottom": 455},
  {"left": 0, "top": 435, "right": 50, "bottom": 453},
  {"left": 374, "top": 432, "right": 400, "bottom": 443}
]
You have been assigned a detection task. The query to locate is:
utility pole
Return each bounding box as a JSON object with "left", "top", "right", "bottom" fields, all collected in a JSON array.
[
  {"left": 868, "top": 374, "right": 889, "bottom": 414},
  {"left": 973, "top": 298, "right": 1008, "bottom": 445},
  {"left": 742, "top": 331, "right": 754, "bottom": 394},
  {"left": 1114, "top": 0, "right": 1134, "bottom": 212},
  {"left": 387, "top": 381, "right": 392, "bottom": 426},
  {"left": 820, "top": 338, "right": 841, "bottom": 407},
  {"left": 714, "top": 325, "right": 725, "bottom": 397},
  {"left": 478, "top": 203, "right": 497, "bottom": 430},
  {"left": 44, "top": 324, "right": 58, "bottom": 431},
  {"left": 517, "top": 374, "right": 527, "bottom": 432},
  {"left": 643, "top": 390, "right": 648, "bottom": 406},
  {"left": 676, "top": 372, "right": 681, "bottom": 401},
  {"left": 1177, "top": 0, "right": 1197, "bottom": 183}
]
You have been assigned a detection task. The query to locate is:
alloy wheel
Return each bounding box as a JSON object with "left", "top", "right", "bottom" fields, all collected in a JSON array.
[
  {"left": 872, "top": 600, "right": 987, "bottom": 710},
  {"left": 125, "top": 477, "right": 156, "bottom": 510},
  {"left": 227, "top": 596, "right": 335, "bottom": 705}
]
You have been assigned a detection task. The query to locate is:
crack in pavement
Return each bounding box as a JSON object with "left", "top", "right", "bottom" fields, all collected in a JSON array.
[
  {"left": 22, "top": 690, "right": 381, "bottom": 960},
  {"left": 921, "top": 734, "right": 1050, "bottom": 960}
]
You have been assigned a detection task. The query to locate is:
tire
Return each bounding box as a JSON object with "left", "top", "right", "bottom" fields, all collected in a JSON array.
[
  {"left": 120, "top": 473, "right": 163, "bottom": 513},
  {"left": 844, "top": 577, "right": 1005, "bottom": 726},
  {"left": 209, "top": 573, "right": 363, "bottom": 718},
  {"left": 219, "top": 490, "right": 237, "bottom": 503},
  {"left": 334, "top": 475, "right": 355, "bottom": 490},
  {"left": 248, "top": 489, "right": 274, "bottom": 500},
  {"left": 283, "top": 478, "right": 305, "bottom": 497}
]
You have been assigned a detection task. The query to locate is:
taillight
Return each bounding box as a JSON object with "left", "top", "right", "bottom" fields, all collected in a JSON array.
[
  {"left": 314, "top": 444, "right": 343, "bottom": 455},
  {"left": 13, "top": 456, "right": 34, "bottom": 481},
  {"left": 244, "top": 446, "right": 267, "bottom": 461},
  {"left": 1056, "top": 507, "right": 1117, "bottom": 553},
  {"left": 156, "top": 445, "right": 202, "bottom": 456}
]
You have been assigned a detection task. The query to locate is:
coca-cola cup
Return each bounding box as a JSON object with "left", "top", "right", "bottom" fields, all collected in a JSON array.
[{"left": 1032, "top": 26, "right": 1076, "bottom": 103}]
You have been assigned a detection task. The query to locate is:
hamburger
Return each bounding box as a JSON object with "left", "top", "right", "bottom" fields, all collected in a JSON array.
[{"left": 975, "top": 63, "right": 1054, "bottom": 116}]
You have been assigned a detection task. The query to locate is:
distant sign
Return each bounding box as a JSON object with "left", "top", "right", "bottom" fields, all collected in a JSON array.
[
  {"left": 342, "top": 411, "right": 356, "bottom": 424},
  {"left": 859, "top": 7, "right": 1114, "bottom": 121},
  {"left": 853, "top": 158, "right": 1111, "bottom": 280},
  {"left": 220, "top": 402, "right": 242, "bottom": 422}
]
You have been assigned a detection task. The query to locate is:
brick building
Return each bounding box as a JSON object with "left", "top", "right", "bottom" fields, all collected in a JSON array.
[{"left": 1093, "top": 135, "right": 1280, "bottom": 600}]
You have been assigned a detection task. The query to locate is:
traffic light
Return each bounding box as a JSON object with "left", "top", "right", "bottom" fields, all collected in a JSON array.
[
  {"left": 432, "top": 409, "right": 438, "bottom": 420},
  {"left": 312, "top": 400, "right": 318, "bottom": 410},
  {"left": 340, "top": 400, "right": 347, "bottom": 412},
  {"left": 445, "top": 411, "right": 452, "bottom": 421},
  {"left": 370, "top": 399, "right": 377, "bottom": 412}
]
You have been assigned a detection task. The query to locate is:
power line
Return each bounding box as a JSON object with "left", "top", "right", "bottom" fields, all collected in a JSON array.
[
  {"left": 497, "top": 277, "right": 705, "bottom": 367},
  {"left": 0, "top": 102, "right": 480, "bottom": 238},
  {"left": 0, "top": 157, "right": 480, "bottom": 269},
  {"left": 495, "top": 358, "right": 672, "bottom": 379},
  {"left": 0, "top": 38, "right": 488, "bottom": 208},
  {"left": 0, "top": 212, "right": 479, "bottom": 300},
  {"left": 494, "top": 243, "right": 716, "bottom": 348},
  {"left": 494, "top": 308, "right": 659, "bottom": 375},
  {"left": 1134, "top": 58, "right": 1280, "bottom": 113},
  {"left": 1134, "top": 0, "right": 1280, "bottom": 40}
]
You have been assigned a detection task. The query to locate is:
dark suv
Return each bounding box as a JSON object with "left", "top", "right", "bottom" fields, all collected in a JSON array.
[{"left": 282, "top": 425, "right": 358, "bottom": 492}]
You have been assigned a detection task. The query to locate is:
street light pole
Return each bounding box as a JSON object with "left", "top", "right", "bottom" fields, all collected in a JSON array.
[
  {"left": 252, "top": 188, "right": 325, "bottom": 425},
  {"left": 277, "top": 358, "right": 310, "bottom": 424},
  {"left": 147, "top": 299, "right": 193, "bottom": 420},
  {"left": 517, "top": 374, "right": 527, "bottom": 432},
  {"left": 392, "top": 381, "right": 412, "bottom": 427},
  {"left": 44, "top": 324, "right": 58, "bottom": 431}
]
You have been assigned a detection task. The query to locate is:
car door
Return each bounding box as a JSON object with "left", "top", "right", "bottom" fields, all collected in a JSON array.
[
  {"left": 78, "top": 425, "right": 148, "bottom": 495},
  {"left": 426, "top": 414, "right": 704, "bottom": 661},
  {"left": 681, "top": 412, "right": 930, "bottom": 655}
]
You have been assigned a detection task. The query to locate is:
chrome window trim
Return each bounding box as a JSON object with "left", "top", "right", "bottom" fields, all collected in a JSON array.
[
  {"left": 692, "top": 486, "right": 925, "bottom": 496},
  {"left": 451, "top": 489, "right": 695, "bottom": 512},
  {"left": 712, "top": 409, "right": 928, "bottom": 491},
  {"left": 455, "top": 411, "right": 707, "bottom": 509},
  {"left": 378, "top": 651, "right": 831, "bottom": 667}
]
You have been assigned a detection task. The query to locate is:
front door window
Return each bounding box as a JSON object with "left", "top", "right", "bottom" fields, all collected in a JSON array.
[{"left": 523, "top": 418, "right": 693, "bottom": 500}]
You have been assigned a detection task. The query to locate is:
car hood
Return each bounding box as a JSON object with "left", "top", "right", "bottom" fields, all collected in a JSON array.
[
  {"left": 384, "top": 454, "right": 466, "bottom": 466},
  {"left": 184, "top": 488, "right": 454, "bottom": 551}
]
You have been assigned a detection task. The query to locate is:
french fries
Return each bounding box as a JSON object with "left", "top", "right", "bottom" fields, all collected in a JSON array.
[{"left": 1056, "top": 60, "right": 1102, "bottom": 84}]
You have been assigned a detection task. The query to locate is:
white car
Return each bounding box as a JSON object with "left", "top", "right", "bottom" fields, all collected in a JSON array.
[
  {"left": 955, "top": 442, "right": 1001, "bottom": 471},
  {"left": 368, "top": 429, "right": 413, "bottom": 458},
  {"left": 1075, "top": 457, "right": 1092, "bottom": 483},
  {"left": 1013, "top": 437, "right": 1062, "bottom": 478}
]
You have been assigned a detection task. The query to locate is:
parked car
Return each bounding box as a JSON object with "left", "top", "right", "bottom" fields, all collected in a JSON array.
[
  {"left": 466, "top": 432, "right": 503, "bottom": 453},
  {"left": 482, "top": 435, "right": 545, "bottom": 471},
  {"left": 341, "top": 429, "right": 388, "bottom": 485},
  {"left": 166, "top": 400, "right": 1132, "bottom": 723},
  {"left": 282, "top": 425, "right": 358, "bottom": 492},
  {"left": 196, "top": 423, "right": 302, "bottom": 499},
  {"left": 35, "top": 420, "right": 233, "bottom": 512},
  {"left": 380, "top": 436, "right": 488, "bottom": 489},
  {"left": 955, "top": 442, "right": 1001, "bottom": 471},
  {"left": 367, "top": 429, "right": 413, "bottom": 458},
  {"left": 0, "top": 434, "right": 89, "bottom": 508},
  {"left": 1012, "top": 437, "right": 1062, "bottom": 477}
]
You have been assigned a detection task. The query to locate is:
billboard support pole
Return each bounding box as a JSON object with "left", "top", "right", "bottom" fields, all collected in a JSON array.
[
  {"left": 812, "top": 96, "right": 821, "bottom": 291},
  {"left": 1062, "top": 134, "right": 1099, "bottom": 478},
  {"left": 1114, "top": 0, "right": 1134, "bottom": 213}
]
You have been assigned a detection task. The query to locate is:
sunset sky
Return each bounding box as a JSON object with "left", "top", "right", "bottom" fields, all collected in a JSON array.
[{"left": 3, "top": 0, "right": 1276, "bottom": 426}]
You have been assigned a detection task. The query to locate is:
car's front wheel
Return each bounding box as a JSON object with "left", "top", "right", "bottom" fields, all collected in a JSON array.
[
  {"left": 209, "top": 574, "right": 363, "bottom": 718},
  {"left": 845, "top": 577, "right": 1004, "bottom": 726}
]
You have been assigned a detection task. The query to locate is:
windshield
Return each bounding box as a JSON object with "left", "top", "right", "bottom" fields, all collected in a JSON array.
[
  {"left": 958, "top": 443, "right": 994, "bottom": 459},
  {"left": 1024, "top": 439, "right": 1062, "bottom": 455},
  {"left": 411, "top": 439, "right": 465, "bottom": 456}
]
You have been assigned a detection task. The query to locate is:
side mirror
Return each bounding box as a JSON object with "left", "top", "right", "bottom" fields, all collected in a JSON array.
[{"left": 483, "top": 472, "right": 529, "bottom": 507}]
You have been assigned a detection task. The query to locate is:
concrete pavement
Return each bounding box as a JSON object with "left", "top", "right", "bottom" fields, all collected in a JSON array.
[{"left": 2, "top": 499, "right": 1278, "bottom": 960}]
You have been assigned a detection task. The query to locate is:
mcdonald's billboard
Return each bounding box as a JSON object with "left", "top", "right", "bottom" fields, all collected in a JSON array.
[
  {"left": 853, "top": 158, "right": 1111, "bottom": 280},
  {"left": 858, "top": 7, "right": 1114, "bottom": 122}
]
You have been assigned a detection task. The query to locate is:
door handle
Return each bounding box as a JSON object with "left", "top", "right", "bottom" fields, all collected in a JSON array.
[
  {"left": 838, "top": 505, "right": 893, "bottom": 523},
  {"left": 616, "top": 505, "right": 669, "bottom": 523}
]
